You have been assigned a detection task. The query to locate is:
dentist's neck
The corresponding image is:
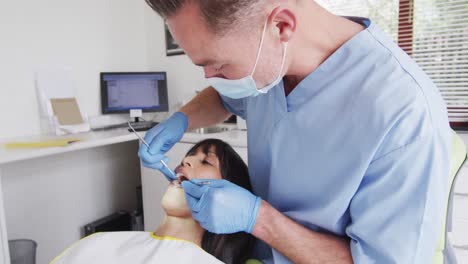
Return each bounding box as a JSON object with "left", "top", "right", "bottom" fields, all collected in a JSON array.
[
  {"left": 283, "top": 1, "right": 365, "bottom": 95},
  {"left": 154, "top": 215, "right": 205, "bottom": 246}
]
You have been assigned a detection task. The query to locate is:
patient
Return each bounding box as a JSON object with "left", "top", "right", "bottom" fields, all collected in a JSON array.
[{"left": 50, "top": 139, "right": 256, "bottom": 264}]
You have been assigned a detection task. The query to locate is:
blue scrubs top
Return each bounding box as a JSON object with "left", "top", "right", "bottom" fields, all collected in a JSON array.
[{"left": 221, "top": 17, "right": 452, "bottom": 263}]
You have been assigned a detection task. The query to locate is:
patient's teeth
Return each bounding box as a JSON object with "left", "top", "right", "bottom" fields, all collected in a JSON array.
[{"left": 173, "top": 180, "right": 182, "bottom": 188}]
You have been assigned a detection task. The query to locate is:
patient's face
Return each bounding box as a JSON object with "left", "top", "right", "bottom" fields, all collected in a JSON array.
[{"left": 161, "top": 145, "right": 223, "bottom": 217}]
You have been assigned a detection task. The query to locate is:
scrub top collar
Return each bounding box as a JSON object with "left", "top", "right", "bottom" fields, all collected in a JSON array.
[{"left": 270, "top": 17, "right": 373, "bottom": 113}]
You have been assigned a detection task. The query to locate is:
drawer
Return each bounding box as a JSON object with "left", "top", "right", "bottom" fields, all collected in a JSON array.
[
  {"left": 455, "top": 165, "right": 468, "bottom": 194},
  {"left": 453, "top": 195, "right": 468, "bottom": 220},
  {"left": 454, "top": 248, "right": 468, "bottom": 264},
  {"left": 451, "top": 218, "right": 468, "bottom": 246}
]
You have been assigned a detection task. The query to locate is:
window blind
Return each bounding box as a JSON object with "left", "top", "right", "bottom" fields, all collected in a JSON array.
[
  {"left": 316, "top": 0, "right": 468, "bottom": 125},
  {"left": 316, "top": 0, "right": 400, "bottom": 39},
  {"left": 409, "top": 0, "right": 468, "bottom": 124}
]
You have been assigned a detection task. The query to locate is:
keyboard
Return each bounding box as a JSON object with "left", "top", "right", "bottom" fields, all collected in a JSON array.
[
  {"left": 128, "top": 121, "right": 158, "bottom": 131},
  {"left": 92, "top": 121, "right": 158, "bottom": 131}
]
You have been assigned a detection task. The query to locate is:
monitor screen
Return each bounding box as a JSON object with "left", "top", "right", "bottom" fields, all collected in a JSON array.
[{"left": 100, "top": 72, "right": 169, "bottom": 114}]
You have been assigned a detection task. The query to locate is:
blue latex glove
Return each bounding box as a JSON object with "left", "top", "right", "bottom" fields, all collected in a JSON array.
[
  {"left": 181, "top": 179, "right": 262, "bottom": 234},
  {"left": 138, "top": 112, "right": 188, "bottom": 181}
]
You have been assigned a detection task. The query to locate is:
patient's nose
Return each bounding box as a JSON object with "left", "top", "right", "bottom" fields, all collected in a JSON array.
[{"left": 181, "top": 158, "right": 192, "bottom": 168}]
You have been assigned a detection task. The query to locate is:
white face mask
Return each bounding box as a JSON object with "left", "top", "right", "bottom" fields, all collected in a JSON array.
[{"left": 206, "top": 21, "right": 288, "bottom": 99}]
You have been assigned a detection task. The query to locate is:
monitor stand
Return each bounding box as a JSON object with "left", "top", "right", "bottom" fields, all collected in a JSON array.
[
  {"left": 127, "top": 109, "right": 158, "bottom": 131},
  {"left": 130, "top": 109, "right": 143, "bottom": 123}
]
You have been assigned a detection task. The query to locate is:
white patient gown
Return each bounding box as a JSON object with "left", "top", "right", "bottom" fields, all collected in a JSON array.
[{"left": 50, "top": 231, "right": 223, "bottom": 264}]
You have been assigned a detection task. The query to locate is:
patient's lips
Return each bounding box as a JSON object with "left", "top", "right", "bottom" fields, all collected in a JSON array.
[
  {"left": 172, "top": 170, "right": 189, "bottom": 189},
  {"left": 175, "top": 167, "right": 190, "bottom": 181},
  {"left": 175, "top": 173, "right": 188, "bottom": 186}
]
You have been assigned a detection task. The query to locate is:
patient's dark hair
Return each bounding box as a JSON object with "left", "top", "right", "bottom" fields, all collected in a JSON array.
[{"left": 185, "top": 139, "right": 255, "bottom": 264}]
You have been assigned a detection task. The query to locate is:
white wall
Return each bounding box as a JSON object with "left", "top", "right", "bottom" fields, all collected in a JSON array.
[
  {"left": 0, "top": 1, "right": 209, "bottom": 141},
  {"left": 143, "top": 6, "right": 208, "bottom": 110},
  {"left": 0, "top": 0, "right": 149, "bottom": 139}
]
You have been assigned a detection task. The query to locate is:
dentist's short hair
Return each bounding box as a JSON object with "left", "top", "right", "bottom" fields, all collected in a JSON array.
[{"left": 145, "top": 0, "right": 266, "bottom": 35}]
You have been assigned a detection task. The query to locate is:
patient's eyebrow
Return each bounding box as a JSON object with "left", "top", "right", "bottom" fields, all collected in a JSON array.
[{"left": 185, "top": 150, "right": 215, "bottom": 158}]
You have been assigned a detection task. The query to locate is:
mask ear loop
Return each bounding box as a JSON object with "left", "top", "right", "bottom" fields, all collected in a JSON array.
[
  {"left": 250, "top": 20, "right": 269, "bottom": 76},
  {"left": 257, "top": 41, "right": 288, "bottom": 93},
  {"left": 276, "top": 41, "right": 288, "bottom": 80}
]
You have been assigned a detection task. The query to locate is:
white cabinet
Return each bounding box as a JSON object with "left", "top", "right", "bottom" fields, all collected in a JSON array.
[
  {"left": 455, "top": 249, "right": 468, "bottom": 264},
  {"left": 141, "top": 141, "right": 248, "bottom": 231},
  {"left": 453, "top": 164, "right": 468, "bottom": 263},
  {"left": 0, "top": 169, "right": 10, "bottom": 264}
]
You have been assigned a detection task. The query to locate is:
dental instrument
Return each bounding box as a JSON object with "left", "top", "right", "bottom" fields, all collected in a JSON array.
[{"left": 128, "top": 121, "right": 177, "bottom": 179}]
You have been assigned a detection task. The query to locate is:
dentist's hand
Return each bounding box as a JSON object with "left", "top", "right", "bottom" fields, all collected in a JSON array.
[
  {"left": 182, "top": 179, "right": 262, "bottom": 234},
  {"left": 138, "top": 112, "right": 188, "bottom": 181}
]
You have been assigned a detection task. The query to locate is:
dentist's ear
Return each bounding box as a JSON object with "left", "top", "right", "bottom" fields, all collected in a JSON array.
[{"left": 269, "top": 6, "right": 297, "bottom": 43}]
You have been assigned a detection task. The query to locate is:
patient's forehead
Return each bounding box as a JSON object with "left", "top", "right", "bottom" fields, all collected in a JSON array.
[{"left": 187, "top": 145, "right": 218, "bottom": 158}]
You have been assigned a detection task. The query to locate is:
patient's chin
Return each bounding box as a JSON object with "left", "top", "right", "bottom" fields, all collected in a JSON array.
[{"left": 161, "top": 185, "right": 191, "bottom": 217}]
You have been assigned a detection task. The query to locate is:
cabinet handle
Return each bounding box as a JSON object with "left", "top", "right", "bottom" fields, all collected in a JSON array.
[
  {"left": 454, "top": 244, "right": 468, "bottom": 250},
  {"left": 455, "top": 192, "right": 468, "bottom": 197}
]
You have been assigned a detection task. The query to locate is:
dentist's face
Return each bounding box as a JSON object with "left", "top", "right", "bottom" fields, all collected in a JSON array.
[
  {"left": 161, "top": 146, "right": 222, "bottom": 217},
  {"left": 165, "top": 3, "right": 283, "bottom": 88}
]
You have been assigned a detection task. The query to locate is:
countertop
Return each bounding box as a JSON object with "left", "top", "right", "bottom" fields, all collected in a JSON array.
[{"left": 0, "top": 128, "right": 247, "bottom": 165}]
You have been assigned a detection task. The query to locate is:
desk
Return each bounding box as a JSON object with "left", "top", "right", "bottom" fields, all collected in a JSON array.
[
  {"left": 0, "top": 128, "right": 247, "bottom": 165},
  {"left": 0, "top": 129, "right": 141, "bottom": 165}
]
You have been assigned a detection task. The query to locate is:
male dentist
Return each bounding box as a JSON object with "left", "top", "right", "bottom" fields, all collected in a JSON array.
[{"left": 139, "top": 0, "right": 452, "bottom": 263}]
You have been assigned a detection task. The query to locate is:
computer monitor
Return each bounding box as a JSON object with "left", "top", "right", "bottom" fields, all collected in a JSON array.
[{"left": 100, "top": 72, "right": 169, "bottom": 114}]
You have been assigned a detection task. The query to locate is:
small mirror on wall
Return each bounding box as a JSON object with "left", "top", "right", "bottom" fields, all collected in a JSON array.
[{"left": 165, "top": 23, "right": 184, "bottom": 56}]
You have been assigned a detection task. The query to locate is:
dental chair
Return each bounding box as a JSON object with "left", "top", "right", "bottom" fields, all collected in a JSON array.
[{"left": 434, "top": 131, "right": 467, "bottom": 264}]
